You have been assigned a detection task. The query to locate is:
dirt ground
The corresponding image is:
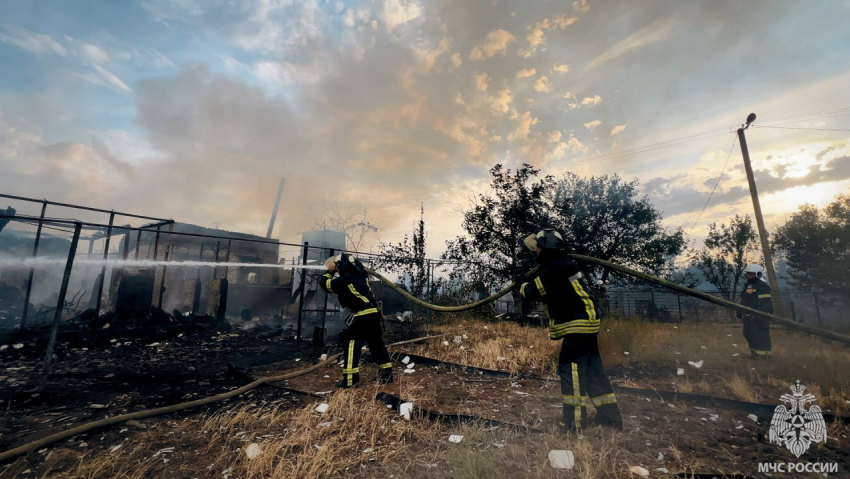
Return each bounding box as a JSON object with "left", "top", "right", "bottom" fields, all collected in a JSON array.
[{"left": 0, "top": 319, "right": 848, "bottom": 478}]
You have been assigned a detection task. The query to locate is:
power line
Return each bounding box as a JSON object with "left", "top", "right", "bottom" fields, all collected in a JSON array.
[
  {"left": 687, "top": 135, "right": 739, "bottom": 238},
  {"left": 751, "top": 125, "right": 850, "bottom": 132}
]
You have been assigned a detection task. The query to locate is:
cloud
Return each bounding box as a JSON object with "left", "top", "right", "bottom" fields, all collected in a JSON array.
[
  {"left": 490, "top": 87, "right": 514, "bottom": 113},
  {"left": 450, "top": 52, "right": 462, "bottom": 67},
  {"left": 470, "top": 29, "right": 515, "bottom": 61},
  {"left": 547, "top": 131, "right": 562, "bottom": 143},
  {"left": 381, "top": 0, "right": 422, "bottom": 31},
  {"left": 573, "top": 0, "right": 590, "bottom": 13},
  {"left": 586, "top": 18, "right": 681, "bottom": 71},
  {"left": 519, "top": 15, "right": 578, "bottom": 57},
  {"left": 610, "top": 124, "right": 627, "bottom": 135},
  {"left": 0, "top": 25, "right": 67, "bottom": 56},
  {"left": 581, "top": 95, "right": 602, "bottom": 107},
  {"left": 553, "top": 63, "right": 569, "bottom": 74},
  {"left": 516, "top": 68, "right": 536, "bottom": 79},
  {"left": 583, "top": 120, "right": 601, "bottom": 130},
  {"left": 474, "top": 72, "right": 490, "bottom": 92},
  {"left": 507, "top": 111, "right": 539, "bottom": 141},
  {"left": 533, "top": 76, "right": 553, "bottom": 93}
]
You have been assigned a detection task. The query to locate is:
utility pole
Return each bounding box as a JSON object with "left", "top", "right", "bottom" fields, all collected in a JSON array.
[{"left": 737, "top": 113, "right": 785, "bottom": 317}]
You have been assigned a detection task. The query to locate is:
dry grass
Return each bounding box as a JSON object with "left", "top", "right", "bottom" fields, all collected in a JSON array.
[{"left": 727, "top": 373, "right": 760, "bottom": 403}]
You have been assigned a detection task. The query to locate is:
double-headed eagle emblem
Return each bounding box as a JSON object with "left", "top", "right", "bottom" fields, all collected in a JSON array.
[{"left": 768, "top": 381, "right": 827, "bottom": 457}]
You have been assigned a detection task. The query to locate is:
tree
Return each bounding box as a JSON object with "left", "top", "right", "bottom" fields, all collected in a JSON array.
[
  {"left": 773, "top": 193, "right": 850, "bottom": 305},
  {"left": 441, "top": 164, "right": 554, "bottom": 290},
  {"left": 374, "top": 204, "right": 429, "bottom": 298},
  {"left": 690, "top": 215, "right": 759, "bottom": 302},
  {"left": 315, "top": 201, "right": 378, "bottom": 251},
  {"left": 547, "top": 173, "right": 685, "bottom": 284}
]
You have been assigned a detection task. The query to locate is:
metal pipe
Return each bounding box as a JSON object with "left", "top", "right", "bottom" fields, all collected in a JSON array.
[
  {"left": 321, "top": 248, "right": 333, "bottom": 330},
  {"left": 0, "top": 193, "right": 171, "bottom": 222},
  {"left": 39, "top": 222, "right": 82, "bottom": 390},
  {"left": 94, "top": 212, "right": 115, "bottom": 315},
  {"left": 134, "top": 229, "right": 142, "bottom": 260},
  {"left": 20, "top": 200, "right": 47, "bottom": 329},
  {"left": 296, "top": 242, "right": 309, "bottom": 340},
  {"left": 158, "top": 224, "right": 173, "bottom": 309}
]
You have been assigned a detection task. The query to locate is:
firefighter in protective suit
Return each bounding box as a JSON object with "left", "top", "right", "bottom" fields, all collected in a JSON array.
[
  {"left": 320, "top": 253, "right": 393, "bottom": 388},
  {"left": 737, "top": 264, "right": 773, "bottom": 358},
  {"left": 517, "top": 229, "right": 623, "bottom": 432}
]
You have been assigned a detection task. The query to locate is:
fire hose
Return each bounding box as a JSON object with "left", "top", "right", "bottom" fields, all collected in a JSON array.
[
  {"left": 3, "top": 254, "right": 849, "bottom": 463},
  {"left": 0, "top": 334, "right": 447, "bottom": 463},
  {"left": 365, "top": 253, "right": 850, "bottom": 346}
]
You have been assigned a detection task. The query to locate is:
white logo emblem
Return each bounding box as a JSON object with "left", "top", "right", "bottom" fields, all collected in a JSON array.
[{"left": 768, "top": 381, "right": 827, "bottom": 457}]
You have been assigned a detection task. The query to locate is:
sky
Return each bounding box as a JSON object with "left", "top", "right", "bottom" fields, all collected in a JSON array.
[{"left": 1, "top": 0, "right": 850, "bottom": 260}]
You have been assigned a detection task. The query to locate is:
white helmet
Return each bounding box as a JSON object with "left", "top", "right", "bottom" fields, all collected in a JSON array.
[{"left": 743, "top": 264, "right": 763, "bottom": 278}]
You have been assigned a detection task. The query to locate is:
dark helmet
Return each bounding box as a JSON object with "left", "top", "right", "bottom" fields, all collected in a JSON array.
[
  {"left": 524, "top": 229, "right": 568, "bottom": 252},
  {"left": 335, "top": 253, "right": 366, "bottom": 274}
]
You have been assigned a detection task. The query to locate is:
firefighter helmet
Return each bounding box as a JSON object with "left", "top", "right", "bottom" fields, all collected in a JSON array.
[
  {"left": 334, "top": 253, "right": 366, "bottom": 274},
  {"left": 523, "top": 229, "right": 568, "bottom": 252},
  {"left": 743, "top": 264, "right": 764, "bottom": 278}
]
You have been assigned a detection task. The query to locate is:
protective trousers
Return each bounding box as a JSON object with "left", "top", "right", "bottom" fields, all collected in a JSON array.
[
  {"left": 742, "top": 316, "right": 771, "bottom": 357},
  {"left": 339, "top": 312, "right": 393, "bottom": 387},
  {"left": 558, "top": 334, "right": 623, "bottom": 430}
]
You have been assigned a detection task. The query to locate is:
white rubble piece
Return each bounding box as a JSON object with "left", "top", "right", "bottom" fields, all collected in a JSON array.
[
  {"left": 448, "top": 435, "right": 464, "bottom": 444},
  {"left": 462, "top": 334, "right": 468, "bottom": 339},
  {"left": 453, "top": 336, "right": 463, "bottom": 345},
  {"left": 12, "top": 343, "right": 24, "bottom": 350},
  {"left": 496, "top": 356, "right": 507, "bottom": 361},
  {"left": 402, "top": 356, "right": 411, "bottom": 364},
  {"left": 623, "top": 351, "right": 630, "bottom": 356},
  {"left": 319, "top": 354, "right": 328, "bottom": 361},
  {"left": 442, "top": 341, "right": 449, "bottom": 346},
  {"left": 315, "top": 403, "right": 330, "bottom": 414},
  {"left": 657, "top": 467, "right": 670, "bottom": 474},
  {"left": 403, "top": 370, "right": 415, "bottom": 374},
  {"left": 399, "top": 402, "right": 413, "bottom": 420},
  {"left": 687, "top": 360, "right": 704, "bottom": 368},
  {"left": 748, "top": 414, "right": 759, "bottom": 423},
  {"left": 548, "top": 450, "right": 575, "bottom": 469},
  {"left": 318, "top": 422, "right": 332, "bottom": 427},
  {"left": 89, "top": 404, "right": 107, "bottom": 409},
  {"left": 676, "top": 368, "right": 684, "bottom": 376},
  {"left": 406, "top": 363, "right": 415, "bottom": 369},
  {"left": 629, "top": 465, "right": 650, "bottom": 477},
  {"left": 657, "top": 452, "right": 664, "bottom": 460}
]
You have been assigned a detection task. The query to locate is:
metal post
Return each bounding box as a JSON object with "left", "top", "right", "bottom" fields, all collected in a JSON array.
[
  {"left": 152, "top": 225, "right": 161, "bottom": 260},
  {"left": 94, "top": 212, "right": 115, "bottom": 315},
  {"left": 650, "top": 290, "right": 656, "bottom": 320},
  {"left": 677, "top": 294, "right": 683, "bottom": 322},
  {"left": 134, "top": 229, "right": 142, "bottom": 260},
  {"left": 738, "top": 122, "right": 784, "bottom": 317},
  {"left": 21, "top": 200, "right": 47, "bottom": 329},
  {"left": 224, "top": 239, "right": 232, "bottom": 280},
  {"left": 213, "top": 240, "right": 221, "bottom": 279},
  {"left": 321, "top": 248, "right": 333, "bottom": 330},
  {"left": 40, "top": 222, "right": 82, "bottom": 390},
  {"left": 296, "top": 242, "right": 309, "bottom": 340},
  {"left": 813, "top": 292, "right": 822, "bottom": 324},
  {"left": 157, "top": 223, "right": 175, "bottom": 309},
  {"left": 121, "top": 228, "right": 131, "bottom": 260}
]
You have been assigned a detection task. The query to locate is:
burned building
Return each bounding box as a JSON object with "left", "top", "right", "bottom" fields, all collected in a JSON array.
[{"left": 110, "top": 222, "right": 292, "bottom": 320}]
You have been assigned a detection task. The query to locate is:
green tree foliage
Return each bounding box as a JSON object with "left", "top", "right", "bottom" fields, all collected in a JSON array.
[
  {"left": 547, "top": 173, "right": 686, "bottom": 283},
  {"left": 374, "top": 204, "right": 428, "bottom": 298},
  {"left": 690, "top": 214, "right": 759, "bottom": 301},
  {"left": 441, "top": 164, "right": 554, "bottom": 290},
  {"left": 773, "top": 193, "right": 850, "bottom": 304}
]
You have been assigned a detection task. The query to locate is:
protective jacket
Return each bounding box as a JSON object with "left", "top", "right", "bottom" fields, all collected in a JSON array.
[
  {"left": 519, "top": 250, "right": 600, "bottom": 339},
  {"left": 738, "top": 278, "right": 773, "bottom": 316},
  {"left": 319, "top": 270, "right": 379, "bottom": 319}
]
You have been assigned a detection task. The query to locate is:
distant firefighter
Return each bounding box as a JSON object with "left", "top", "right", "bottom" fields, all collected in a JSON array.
[
  {"left": 738, "top": 264, "right": 773, "bottom": 358},
  {"left": 517, "top": 229, "right": 623, "bottom": 432},
  {"left": 321, "top": 253, "right": 393, "bottom": 388}
]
